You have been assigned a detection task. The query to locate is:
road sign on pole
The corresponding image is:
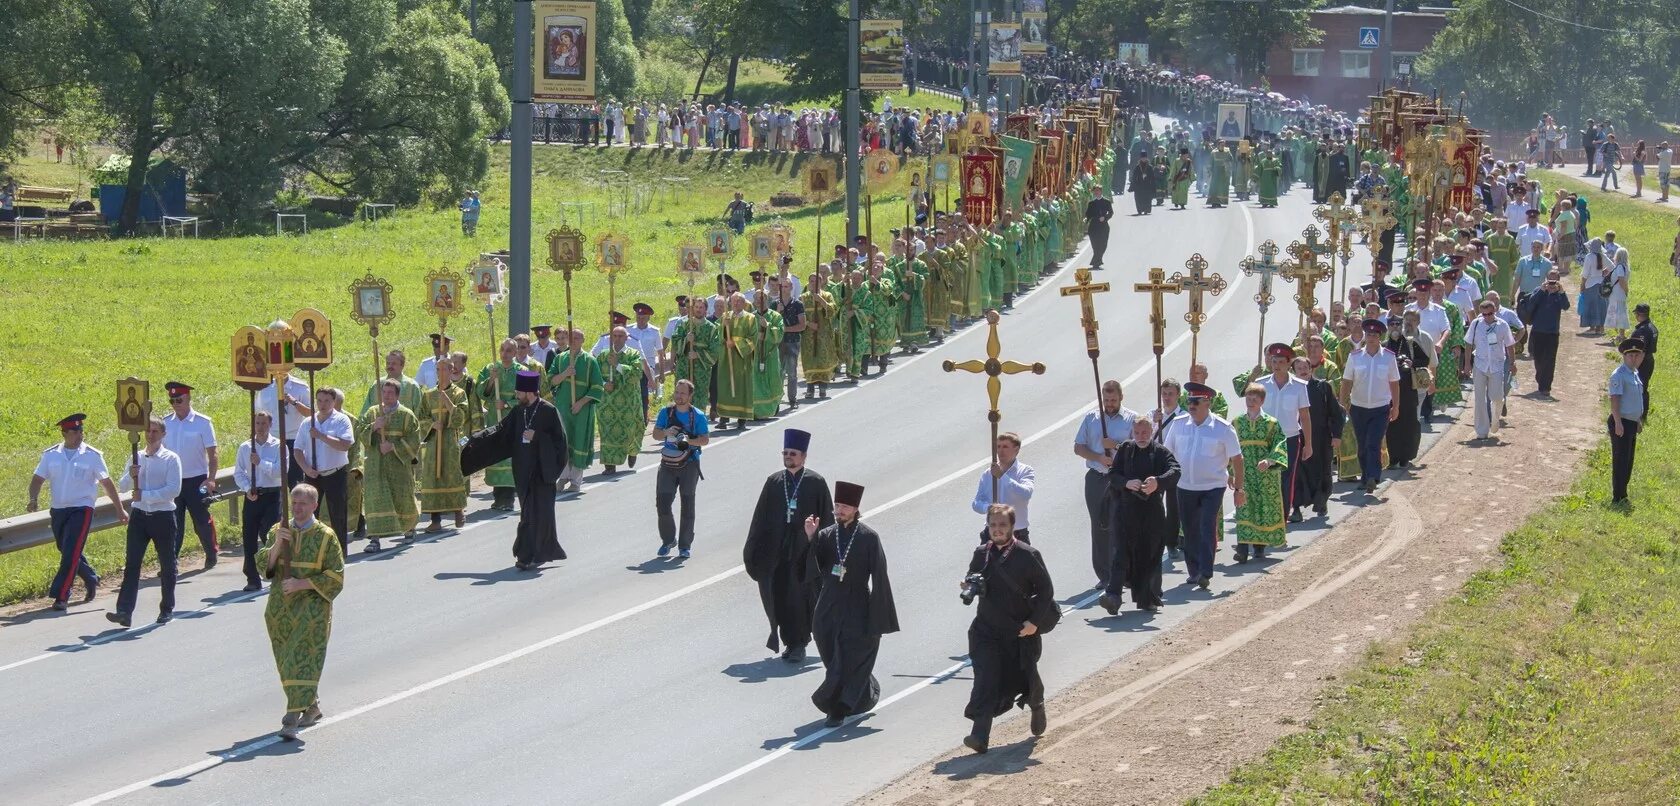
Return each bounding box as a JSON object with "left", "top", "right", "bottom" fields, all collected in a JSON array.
[{"left": 1358, "top": 27, "right": 1381, "bottom": 49}]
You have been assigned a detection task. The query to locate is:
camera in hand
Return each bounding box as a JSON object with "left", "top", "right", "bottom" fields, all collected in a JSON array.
[{"left": 959, "top": 572, "right": 987, "bottom": 605}]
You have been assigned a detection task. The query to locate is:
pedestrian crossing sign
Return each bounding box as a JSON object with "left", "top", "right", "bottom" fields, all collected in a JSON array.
[{"left": 1358, "top": 27, "right": 1380, "bottom": 48}]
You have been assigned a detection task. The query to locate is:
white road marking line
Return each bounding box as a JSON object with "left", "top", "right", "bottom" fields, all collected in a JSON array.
[{"left": 75, "top": 199, "right": 1267, "bottom": 806}]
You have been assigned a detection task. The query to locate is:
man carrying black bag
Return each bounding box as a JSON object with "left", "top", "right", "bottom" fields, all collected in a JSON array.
[
  {"left": 460, "top": 371, "right": 568, "bottom": 571},
  {"left": 961, "top": 503, "right": 1058, "bottom": 755}
]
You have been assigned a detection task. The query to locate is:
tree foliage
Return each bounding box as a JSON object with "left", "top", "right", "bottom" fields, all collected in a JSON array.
[
  {"left": 1417, "top": 0, "right": 1680, "bottom": 130},
  {"left": 1154, "top": 0, "right": 1321, "bottom": 83}
]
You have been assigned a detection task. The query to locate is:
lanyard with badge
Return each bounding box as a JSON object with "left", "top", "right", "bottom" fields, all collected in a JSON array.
[{"left": 831, "top": 522, "right": 858, "bottom": 581}]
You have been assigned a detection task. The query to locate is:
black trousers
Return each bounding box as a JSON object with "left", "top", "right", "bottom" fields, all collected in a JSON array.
[
  {"left": 1084, "top": 470, "right": 1113, "bottom": 585},
  {"left": 1639, "top": 355, "right": 1655, "bottom": 418},
  {"left": 310, "top": 469, "right": 350, "bottom": 554},
  {"left": 116, "top": 510, "right": 177, "bottom": 616},
  {"left": 283, "top": 438, "right": 304, "bottom": 488},
  {"left": 656, "top": 461, "right": 701, "bottom": 549},
  {"left": 172, "top": 474, "right": 218, "bottom": 561},
  {"left": 1609, "top": 416, "right": 1640, "bottom": 501},
  {"left": 48, "top": 506, "right": 98, "bottom": 603},
  {"left": 1087, "top": 224, "right": 1109, "bottom": 267},
  {"left": 1530, "top": 331, "right": 1560, "bottom": 393},
  {"left": 242, "top": 489, "right": 281, "bottom": 586}
]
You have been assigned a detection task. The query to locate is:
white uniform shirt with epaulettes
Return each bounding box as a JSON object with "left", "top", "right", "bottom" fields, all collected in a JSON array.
[
  {"left": 163, "top": 408, "right": 217, "bottom": 478},
  {"left": 33, "top": 443, "right": 111, "bottom": 509}
]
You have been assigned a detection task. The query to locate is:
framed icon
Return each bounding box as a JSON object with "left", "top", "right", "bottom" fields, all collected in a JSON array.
[
  {"left": 424, "top": 268, "right": 466, "bottom": 319},
  {"left": 291, "top": 307, "right": 333, "bottom": 371},
  {"left": 931, "top": 155, "right": 956, "bottom": 186},
  {"left": 865, "top": 150, "right": 899, "bottom": 190},
  {"left": 348, "top": 273, "right": 396, "bottom": 336},
  {"left": 768, "top": 224, "right": 793, "bottom": 258},
  {"left": 115, "top": 377, "right": 151, "bottom": 433},
  {"left": 677, "top": 243, "right": 706, "bottom": 278},
  {"left": 471, "top": 259, "right": 505, "bottom": 303},
  {"left": 705, "top": 227, "right": 733, "bottom": 258},
  {"left": 232, "top": 326, "right": 270, "bottom": 389},
  {"left": 802, "top": 159, "right": 836, "bottom": 200},
  {"left": 749, "top": 231, "right": 774, "bottom": 265},
  {"left": 546, "top": 226, "right": 586, "bottom": 272},
  {"left": 597, "top": 232, "right": 630, "bottom": 273}
]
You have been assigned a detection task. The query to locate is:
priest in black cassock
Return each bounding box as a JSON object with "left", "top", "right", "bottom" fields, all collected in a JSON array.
[
  {"left": 801, "top": 480, "right": 898, "bottom": 727},
  {"left": 1129, "top": 157, "right": 1157, "bottom": 216},
  {"left": 1084, "top": 193, "right": 1114, "bottom": 269},
  {"left": 962, "top": 503, "right": 1058, "bottom": 754},
  {"left": 1100, "top": 417, "right": 1180, "bottom": 615},
  {"left": 744, "top": 429, "right": 834, "bottom": 663},
  {"left": 1291, "top": 355, "right": 1344, "bottom": 517},
  {"left": 460, "top": 370, "right": 568, "bottom": 570},
  {"left": 1384, "top": 314, "right": 1431, "bottom": 467}
]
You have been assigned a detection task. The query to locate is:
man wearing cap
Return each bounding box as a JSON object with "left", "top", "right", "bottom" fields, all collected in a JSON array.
[
  {"left": 416, "top": 334, "right": 453, "bottom": 389},
  {"left": 1608, "top": 339, "right": 1646, "bottom": 505},
  {"left": 358, "top": 379, "right": 420, "bottom": 553},
  {"left": 548, "top": 327, "right": 604, "bottom": 491},
  {"left": 235, "top": 410, "right": 284, "bottom": 591},
  {"left": 672, "top": 297, "right": 722, "bottom": 415},
  {"left": 161, "top": 381, "right": 220, "bottom": 567},
  {"left": 108, "top": 416, "right": 182, "bottom": 627},
  {"left": 1236, "top": 344, "right": 1314, "bottom": 523},
  {"left": 629, "top": 302, "right": 665, "bottom": 415},
  {"left": 595, "top": 325, "right": 646, "bottom": 474},
  {"left": 1340, "top": 319, "right": 1402, "bottom": 492},
  {"left": 463, "top": 371, "right": 569, "bottom": 569},
  {"left": 295, "top": 387, "right": 356, "bottom": 552},
  {"left": 744, "top": 429, "right": 835, "bottom": 662},
  {"left": 30, "top": 414, "right": 125, "bottom": 609},
  {"left": 662, "top": 295, "right": 689, "bottom": 370},
  {"left": 1514, "top": 208, "right": 1552, "bottom": 265},
  {"left": 1162, "top": 381, "right": 1244, "bottom": 590},
  {"left": 971, "top": 432, "right": 1035, "bottom": 543},
  {"left": 1466, "top": 298, "right": 1517, "bottom": 441},
  {"left": 1073, "top": 380, "right": 1137, "bottom": 588},
  {"left": 651, "top": 379, "right": 710, "bottom": 557},
  {"left": 530, "top": 325, "right": 563, "bottom": 369},
  {"left": 418, "top": 361, "right": 470, "bottom": 531},
  {"left": 962, "top": 503, "right": 1057, "bottom": 754},
  {"left": 804, "top": 479, "right": 899, "bottom": 728}
]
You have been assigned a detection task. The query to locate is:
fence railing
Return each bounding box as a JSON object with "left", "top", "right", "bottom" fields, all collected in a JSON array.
[{"left": 0, "top": 467, "right": 242, "bottom": 556}]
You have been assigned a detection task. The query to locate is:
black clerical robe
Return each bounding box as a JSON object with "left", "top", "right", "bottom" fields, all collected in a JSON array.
[
  {"left": 744, "top": 468, "right": 835, "bottom": 653},
  {"left": 1385, "top": 336, "right": 1430, "bottom": 465},
  {"left": 1129, "top": 160, "right": 1156, "bottom": 215},
  {"left": 1085, "top": 197, "right": 1113, "bottom": 265},
  {"left": 1327, "top": 153, "right": 1352, "bottom": 200},
  {"left": 461, "top": 400, "right": 568, "bottom": 565},
  {"left": 800, "top": 520, "right": 898, "bottom": 718},
  {"left": 1106, "top": 440, "right": 1181, "bottom": 609},
  {"left": 964, "top": 539, "right": 1057, "bottom": 735},
  {"left": 1297, "top": 375, "right": 1344, "bottom": 511}
]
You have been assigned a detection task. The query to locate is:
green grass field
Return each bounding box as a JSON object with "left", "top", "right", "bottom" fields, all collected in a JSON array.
[
  {"left": 1196, "top": 177, "right": 1680, "bottom": 803},
  {"left": 0, "top": 143, "right": 932, "bottom": 605}
]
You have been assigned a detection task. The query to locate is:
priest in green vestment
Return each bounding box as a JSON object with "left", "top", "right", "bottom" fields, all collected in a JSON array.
[
  {"left": 596, "top": 326, "right": 645, "bottom": 473},
  {"left": 751, "top": 294, "right": 786, "bottom": 419},
  {"left": 837, "top": 271, "right": 873, "bottom": 379},
  {"left": 894, "top": 238, "right": 928, "bottom": 351},
  {"left": 1003, "top": 213, "right": 1028, "bottom": 298},
  {"left": 418, "top": 357, "right": 470, "bottom": 531},
  {"left": 1207, "top": 143, "right": 1231, "bottom": 207},
  {"left": 546, "top": 329, "right": 605, "bottom": 489},
  {"left": 1233, "top": 386, "right": 1289, "bottom": 560},
  {"left": 800, "top": 272, "right": 840, "bottom": 395},
  {"left": 259, "top": 484, "right": 344, "bottom": 740},
  {"left": 358, "top": 378, "right": 420, "bottom": 553},
  {"left": 673, "top": 297, "right": 722, "bottom": 414},
  {"left": 1484, "top": 218, "right": 1521, "bottom": 301},
  {"left": 1170, "top": 148, "right": 1193, "bottom": 209},
  {"left": 864, "top": 261, "right": 898, "bottom": 368},
  {"left": 363, "top": 349, "right": 424, "bottom": 415},
  {"left": 714, "top": 293, "right": 759, "bottom": 424},
  {"left": 477, "top": 339, "right": 525, "bottom": 510},
  {"left": 1255, "top": 147, "right": 1282, "bottom": 208}
]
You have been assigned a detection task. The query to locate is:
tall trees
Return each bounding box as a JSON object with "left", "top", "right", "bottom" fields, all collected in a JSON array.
[{"left": 1155, "top": 0, "right": 1320, "bottom": 83}]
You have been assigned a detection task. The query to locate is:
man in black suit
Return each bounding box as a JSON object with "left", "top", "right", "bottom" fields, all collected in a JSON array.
[
  {"left": 462, "top": 370, "right": 568, "bottom": 570},
  {"left": 1291, "top": 353, "right": 1343, "bottom": 518}
]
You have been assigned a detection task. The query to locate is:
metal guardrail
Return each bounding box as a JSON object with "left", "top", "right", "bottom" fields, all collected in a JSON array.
[{"left": 0, "top": 467, "right": 242, "bottom": 556}]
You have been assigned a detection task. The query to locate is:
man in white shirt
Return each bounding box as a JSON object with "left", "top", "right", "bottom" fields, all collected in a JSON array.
[
  {"left": 1340, "top": 319, "right": 1402, "bottom": 492},
  {"left": 1466, "top": 299, "right": 1518, "bottom": 440},
  {"left": 1160, "top": 382, "right": 1243, "bottom": 590},
  {"left": 109, "top": 417, "right": 182, "bottom": 627},
  {"left": 1501, "top": 189, "right": 1530, "bottom": 228},
  {"left": 1251, "top": 344, "right": 1314, "bottom": 522},
  {"left": 161, "top": 381, "right": 219, "bottom": 567},
  {"left": 235, "top": 410, "right": 284, "bottom": 591},
  {"left": 415, "top": 333, "right": 452, "bottom": 388},
  {"left": 971, "top": 432, "right": 1035, "bottom": 542},
  {"left": 29, "top": 413, "right": 126, "bottom": 609},
  {"left": 628, "top": 302, "right": 665, "bottom": 410},
  {"left": 530, "top": 325, "right": 563, "bottom": 369},
  {"left": 1514, "top": 208, "right": 1551, "bottom": 258},
  {"left": 1073, "top": 380, "right": 1138, "bottom": 587},
  {"left": 294, "top": 387, "right": 357, "bottom": 551},
  {"left": 1442, "top": 263, "right": 1480, "bottom": 316},
  {"left": 256, "top": 368, "right": 314, "bottom": 486}
]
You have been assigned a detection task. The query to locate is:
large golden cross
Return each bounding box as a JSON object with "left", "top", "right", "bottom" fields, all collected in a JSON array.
[
  {"left": 1282, "top": 226, "right": 1332, "bottom": 329},
  {"left": 1058, "top": 268, "right": 1110, "bottom": 356},
  {"left": 944, "top": 310, "right": 1046, "bottom": 500},
  {"left": 1358, "top": 183, "right": 1398, "bottom": 237},
  {"left": 1171, "top": 252, "right": 1227, "bottom": 367},
  {"left": 1133, "top": 266, "right": 1183, "bottom": 356},
  {"left": 1242, "top": 239, "right": 1284, "bottom": 365}
]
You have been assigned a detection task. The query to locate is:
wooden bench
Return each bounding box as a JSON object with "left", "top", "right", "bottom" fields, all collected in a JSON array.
[{"left": 16, "top": 185, "right": 76, "bottom": 205}]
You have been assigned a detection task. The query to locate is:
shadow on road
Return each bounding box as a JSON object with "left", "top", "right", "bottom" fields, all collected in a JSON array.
[
  {"left": 723, "top": 656, "right": 819, "bottom": 683},
  {"left": 433, "top": 567, "right": 544, "bottom": 585},
  {"left": 930, "top": 736, "right": 1042, "bottom": 780}
]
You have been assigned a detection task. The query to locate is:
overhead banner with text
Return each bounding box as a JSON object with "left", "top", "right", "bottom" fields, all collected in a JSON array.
[
  {"left": 859, "top": 20, "right": 905, "bottom": 91},
  {"left": 534, "top": 0, "right": 597, "bottom": 102},
  {"left": 988, "top": 23, "right": 1022, "bottom": 75}
]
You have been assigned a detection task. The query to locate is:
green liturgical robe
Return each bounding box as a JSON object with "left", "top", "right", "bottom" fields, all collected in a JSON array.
[
  {"left": 258, "top": 517, "right": 344, "bottom": 712},
  {"left": 1256, "top": 154, "right": 1281, "bottom": 206},
  {"left": 672, "top": 317, "right": 722, "bottom": 412},
  {"left": 476, "top": 361, "right": 525, "bottom": 488},
  {"left": 1004, "top": 222, "right": 1027, "bottom": 289},
  {"left": 596, "top": 347, "right": 645, "bottom": 466},
  {"left": 895, "top": 259, "right": 928, "bottom": 347},
  {"left": 752, "top": 309, "right": 786, "bottom": 418},
  {"left": 363, "top": 375, "right": 422, "bottom": 417},
  {"left": 923, "top": 252, "right": 951, "bottom": 335},
  {"left": 546, "top": 349, "right": 605, "bottom": 470},
  {"left": 717, "top": 311, "right": 759, "bottom": 419},
  {"left": 864, "top": 279, "right": 898, "bottom": 353},
  {"left": 358, "top": 402, "right": 420, "bottom": 537},
  {"left": 800, "top": 289, "right": 840, "bottom": 383},
  {"left": 1234, "top": 412, "right": 1288, "bottom": 547},
  {"left": 1208, "top": 150, "right": 1231, "bottom": 206},
  {"left": 1485, "top": 232, "right": 1520, "bottom": 300},
  {"left": 1170, "top": 156, "right": 1193, "bottom": 207},
  {"left": 837, "top": 283, "right": 872, "bottom": 375},
  {"left": 418, "top": 384, "right": 469, "bottom": 513}
]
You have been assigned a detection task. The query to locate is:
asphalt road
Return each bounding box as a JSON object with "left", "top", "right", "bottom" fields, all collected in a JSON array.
[{"left": 1, "top": 142, "right": 1398, "bottom": 806}]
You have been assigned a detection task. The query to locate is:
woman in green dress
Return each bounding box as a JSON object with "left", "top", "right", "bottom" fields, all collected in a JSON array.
[
  {"left": 1170, "top": 148, "right": 1194, "bottom": 209},
  {"left": 1233, "top": 384, "right": 1289, "bottom": 562},
  {"left": 259, "top": 483, "right": 345, "bottom": 740}
]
